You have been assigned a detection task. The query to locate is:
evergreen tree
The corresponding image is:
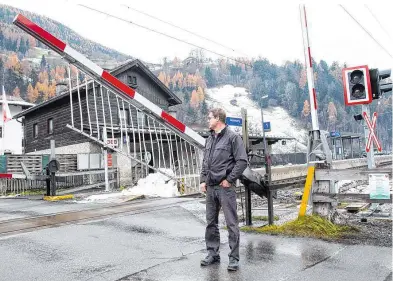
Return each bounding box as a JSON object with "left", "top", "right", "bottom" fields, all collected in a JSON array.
[
  {"left": 204, "top": 66, "right": 215, "bottom": 87},
  {"left": 40, "top": 55, "right": 47, "bottom": 70}
]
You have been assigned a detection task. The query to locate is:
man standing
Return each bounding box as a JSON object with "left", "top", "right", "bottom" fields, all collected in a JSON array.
[{"left": 200, "top": 108, "right": 248, "bottom": 271}]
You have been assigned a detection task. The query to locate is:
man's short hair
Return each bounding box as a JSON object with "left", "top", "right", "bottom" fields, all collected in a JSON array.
[{"left": 209, "top": 108, "right": 226, "bottom": 123}]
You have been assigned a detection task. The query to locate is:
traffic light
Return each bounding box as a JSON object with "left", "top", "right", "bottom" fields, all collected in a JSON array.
[
  {"left": 369, "top": 68, "right": 380, "bottom": 100},
  {"left": 342, "top": 65, "right": 372, "bottom": 106},
  {"left": 369, "top": 68, "right": 391, "bottom": 100},
  {"left": 378, "top": 69, "right": 391, "bottom": 98}
]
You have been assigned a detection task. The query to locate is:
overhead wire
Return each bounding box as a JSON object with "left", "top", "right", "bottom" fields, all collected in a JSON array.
[
  {"left": 78, "top": 4, "right": 254, "bottom": 68},
  {"left": 364, "top": 5, "right": 392, "bottom": 41},
  {"left": 339, "top": 4, "right": 393, "bottom": 59},
  {"left": 121, "top": 3, "right": 249, "bottom": 57}
]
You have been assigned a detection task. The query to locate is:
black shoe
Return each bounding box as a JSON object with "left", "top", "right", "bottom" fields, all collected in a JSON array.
[
  {"left": 227, "top": 257, "right": 239, "bottom": 271},
  {"left": 200, "top": 255, "right": 220, "bottom": 266}
]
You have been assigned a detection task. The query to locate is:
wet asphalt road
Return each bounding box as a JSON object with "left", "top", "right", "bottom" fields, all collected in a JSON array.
[{"left": 0, "top": 198, "right": 391, "bottom": 281}]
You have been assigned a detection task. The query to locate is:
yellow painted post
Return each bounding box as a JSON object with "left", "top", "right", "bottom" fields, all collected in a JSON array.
[
  {"left": 180, "top": 178, "right": 185, "bottom": 195},
  {"left": 298, "top": 165, "right": 315, "bottom": 217}
]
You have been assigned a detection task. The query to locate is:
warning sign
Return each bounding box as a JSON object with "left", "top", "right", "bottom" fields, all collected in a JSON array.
[{"left": 369, "top": 174, "right": 390, "bottom": 199}]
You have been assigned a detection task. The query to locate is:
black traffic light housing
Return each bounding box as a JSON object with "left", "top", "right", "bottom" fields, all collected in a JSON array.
[
  {"left": 353, "top": 114, "right": 363, "bottom": 121},
  {"left": 369, "top": 68, "right": 391, "bottom": 100}
]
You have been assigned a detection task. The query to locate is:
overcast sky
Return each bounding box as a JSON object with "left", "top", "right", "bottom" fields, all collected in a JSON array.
[{"left": 1, "top": 0, "right": 393, "bottom": 69}]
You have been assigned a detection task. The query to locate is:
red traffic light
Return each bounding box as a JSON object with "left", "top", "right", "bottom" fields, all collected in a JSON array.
[{"left": 342, "top": 65, "right": 372, "bottom": 106}]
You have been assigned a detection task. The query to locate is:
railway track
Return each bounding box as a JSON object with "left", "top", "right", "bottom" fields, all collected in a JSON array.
[
  {"left": 235, "top": 160, "right": 392, "bottom": 196},
  {"left": 0, "top": 197, "right": 197, "bottom": 237}
]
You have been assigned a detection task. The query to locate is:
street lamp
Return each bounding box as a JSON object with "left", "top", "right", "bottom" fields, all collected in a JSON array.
[{"left": 260, "top": 94, "right": 269, "bottom": 168}]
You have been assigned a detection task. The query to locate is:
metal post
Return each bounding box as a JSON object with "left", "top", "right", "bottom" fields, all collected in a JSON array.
[
  {"left": 341, "top": 138, "right": 344, "bottom": 159},
  {"left": 50, "top": 140, "right": 56, "bottom": 196},
  {"left": 103, "top": 127, "right": 110, "bottom": 191},
  {"left": 333, "top": 139, "right": 336, "bottom": 160},
  {"left": 362, "top": 104, "right": 375, "bottom": 169},
  {"left": 1, "top": 86, "right": 7, "bottom": 156},
  {"left": 261, "top": 108, "right": 274, "bottom": 225},
  {"left": 241, "top": 108, "right": 252, "bottom": 226},
  {"left": 350, "top": 138, "right": 353, "bottom": 158}
]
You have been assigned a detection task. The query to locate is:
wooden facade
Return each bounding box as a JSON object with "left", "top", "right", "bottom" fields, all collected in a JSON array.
[{"left": 16, "top": 60, "right": 181, "bottom": 154}]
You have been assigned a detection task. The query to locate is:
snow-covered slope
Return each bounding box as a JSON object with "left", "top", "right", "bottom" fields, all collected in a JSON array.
[{"left": 205, "top": 85, "right": 308, "bottom": 153}]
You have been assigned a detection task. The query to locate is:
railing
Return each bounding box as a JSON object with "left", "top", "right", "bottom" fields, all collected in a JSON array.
[{"left": 0, "top": 169, "right": 119, "bottom": 196}]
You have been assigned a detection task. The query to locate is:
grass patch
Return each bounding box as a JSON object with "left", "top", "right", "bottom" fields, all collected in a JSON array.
[
  {"left": 252, "top": 215, "right": 279, "bottom": 221},
  {"left": 5, "top": 188, "right": 68, "bottom": 196},
  {"left": 241, "top": 215, "right": 358, "bottom": 240},
  {"left": 7, "top": 189, "right": 46, "bottom": 196}
]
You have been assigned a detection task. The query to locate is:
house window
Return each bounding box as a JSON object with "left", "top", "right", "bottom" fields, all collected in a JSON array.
[
  {"left": 48, "top": 118, "right": 53, "bottom": 135},
  {"left": 137, "top": 111, "right": 146, "bottom": 127},
  {"left": 33, "top": 123, "right": 38, "bottom": 138},
  {"left": 119, "top": 108, "right": 129, "bottom": 126},
  {"left": 127, "top": 75, "right": 137, "bottom": 87}
]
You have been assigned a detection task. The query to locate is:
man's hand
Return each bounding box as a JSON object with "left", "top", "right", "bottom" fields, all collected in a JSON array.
[
  {"left": 200, "top": 182, "right": 207, "bottom": 193},
  {"left": 220, "top": 179, "right": 231, "bottom": 188}
]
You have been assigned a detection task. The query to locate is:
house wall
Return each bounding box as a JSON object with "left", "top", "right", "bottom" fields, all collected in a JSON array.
[{"left": 1, "top": 104, "right": 29, "bottom": 154}]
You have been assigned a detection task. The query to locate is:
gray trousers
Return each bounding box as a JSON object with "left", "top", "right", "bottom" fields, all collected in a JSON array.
[{"left": 205, "top": 185, "right": 240, "bottom": 260}]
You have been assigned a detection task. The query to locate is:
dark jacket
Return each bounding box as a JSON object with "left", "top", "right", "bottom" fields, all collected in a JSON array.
[{"left": 200, "top": 126, "right": 248, "bottom": 186}]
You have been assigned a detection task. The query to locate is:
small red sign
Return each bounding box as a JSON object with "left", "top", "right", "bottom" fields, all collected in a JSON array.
[{"left": 107, "top": 154, "right": 113, "bottom": 168}]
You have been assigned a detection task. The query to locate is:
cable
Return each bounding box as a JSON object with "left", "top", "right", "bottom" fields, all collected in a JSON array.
[
  {"left": 339, "top": 5, "right": 393, "bottom": 59},
  {"left": 121, "top": 4, "right": 249, "bottom": 57},
  {"left": 77, "top": 4, "right": 253, "bottom": 68},
  {"left": 365, "top": 5, "right": 392, "bottom": 40}
]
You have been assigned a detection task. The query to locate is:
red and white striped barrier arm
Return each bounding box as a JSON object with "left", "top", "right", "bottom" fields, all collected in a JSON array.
[
  {"left": 13, "top": 14, "right": 205, "bottom": 148},
  {"left": 299, "top": 5, "right": 319, "bottom": 131},
  {"left": 0, "top": 173, "right": 26, "bottom": 179}
]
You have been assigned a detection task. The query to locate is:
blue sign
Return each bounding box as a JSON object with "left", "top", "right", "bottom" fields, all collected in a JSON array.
[
  {"left": 226, "top": 117, "right": 242, "bottom": 127},
  {"left": 263, "top": 122, "right": 271, "bottom": 132},
  {"left": 330, "top": 131, "right": 341, "bottom": 137}
]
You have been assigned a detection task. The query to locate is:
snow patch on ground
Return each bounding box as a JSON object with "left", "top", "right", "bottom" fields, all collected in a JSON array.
[{"left": 78, "top": 169, "right": 179, "bottom": 203}]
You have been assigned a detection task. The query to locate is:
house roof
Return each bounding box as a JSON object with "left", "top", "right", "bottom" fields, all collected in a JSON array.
[
  {"left": 108, "top": 59, "right": 181, "bottom": 105},
  {"left": 13, "top": 59, "right": 181, "bottom": 119},
  {"left": 0, "top": 95, "right": 35, "bottom": 108}
]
